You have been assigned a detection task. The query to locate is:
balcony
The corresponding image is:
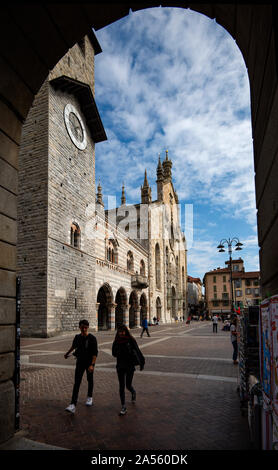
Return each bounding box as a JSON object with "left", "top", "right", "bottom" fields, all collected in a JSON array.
[{"left": 131, "top": 273, "right": 148, "bottom": 289}]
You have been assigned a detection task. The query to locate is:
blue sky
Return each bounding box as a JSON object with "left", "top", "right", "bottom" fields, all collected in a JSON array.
[{"left": 93, "top": 7, "right": 260, "bottom": 280}]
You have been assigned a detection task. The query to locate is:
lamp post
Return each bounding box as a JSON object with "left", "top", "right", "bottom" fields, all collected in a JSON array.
[{"left": 217, "top": 238, "right": 243, "bottom": 316}]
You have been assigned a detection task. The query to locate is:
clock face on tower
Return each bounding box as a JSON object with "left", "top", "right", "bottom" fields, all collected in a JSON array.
[{"left": 64, "top": 103, "right": 87, "bottom": 150}]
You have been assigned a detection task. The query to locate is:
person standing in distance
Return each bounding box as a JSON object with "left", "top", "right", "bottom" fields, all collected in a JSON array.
[
  {"left": 230, "top": 319, "right": 239, "bottom": 364},
  {"left": 212, "top": 314, "right": 218, "bottom": 333},
  {"left": 140, "top": 316, "right": 150, "bottom": 337},
  {"left": 64, "top": 319, "right": 98, "bottom": 413}
]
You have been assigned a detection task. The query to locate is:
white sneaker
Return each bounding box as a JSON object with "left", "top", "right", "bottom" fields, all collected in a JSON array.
[
  {"left": 119, "top": 406, "right": 127, "bottom": 416},
  {"left": 86, "top": 397, "right": 93, "bottom": 406},
  {"left": 65, "top": 404, "right": 76, "bottom": 413}
]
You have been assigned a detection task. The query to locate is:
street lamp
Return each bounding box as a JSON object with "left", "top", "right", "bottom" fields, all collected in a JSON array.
[{"left": 217, "top": 237, "right": 243, "bottom": 316}]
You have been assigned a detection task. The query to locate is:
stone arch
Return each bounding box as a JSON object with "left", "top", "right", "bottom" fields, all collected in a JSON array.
[
  {"left": 140, "top": 293, "right": 148, "bottom": 325},
  {"left": 140, "top": 259, "right": 145, "bottom": 276},
  {"left": 127, "top": 250, "right": 134, "bottom": 272},
  {"left": 97, "top": 283, "right": 113, "bottom": 330},
  {"left": 106, "top": 238, "right": 118, "bottom": 264},
  {"left": 156, "top": 296, "right": 162, "bottom": 322},
  {"left": 70, "top": 222, "right": 81, "bottom": 249},
  {"left": 115, "top": 287, "right": 128, "bottom": 329},
  {"left": 1, "top": 2, "right": 277, "bottom": 446},
  {"left": 129, "top": 290, "right": 138, "bottom": 329},
  {"left": 155, "top": 242, "right": 161, "bottom": 289}
]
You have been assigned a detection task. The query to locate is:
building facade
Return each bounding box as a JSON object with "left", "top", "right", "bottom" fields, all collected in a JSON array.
[
  {"left": 17, "top": 34, "right": 187, "bottom": 336},
  {"left": 94, "top": 197, "right": 149, "bottom": 331},
  {"left": 187, "top": 276, "right": 203, "bottom": 313},
  {"left": 203, "top": 258, "right": 261, "bottom": 316},
  {"left": 100, "top": 150, "right": 188, "bottom": 325}
]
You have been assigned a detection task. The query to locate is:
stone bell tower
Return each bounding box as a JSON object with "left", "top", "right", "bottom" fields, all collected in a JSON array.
[{"left": 17, "top": 33, "right": 107, "bottom": 336}]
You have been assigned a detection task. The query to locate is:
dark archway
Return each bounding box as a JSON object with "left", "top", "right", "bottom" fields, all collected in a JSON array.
[
  {"left": 115, "top": 287, "right": 127, "bottom": 329},
  {"left": 129, "top": 291, "right": 138, "bottom": 329},
  {"left": 97, "top": 283, "right": 113, "bottom": 330},
  {"left": 140, "top": 293, "right": 148, "bottom": 325},
  {"left": 156, "top": 296, "right": 162, "bottom": 322},
  {"left": 1, "top": 2, "right": 277, "bottom": 446},
  {"left": 155, "top": 243, "right": 161, "bottom": 289}
]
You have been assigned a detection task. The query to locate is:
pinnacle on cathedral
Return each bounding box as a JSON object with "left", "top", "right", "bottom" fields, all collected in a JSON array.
[
  {"left": 96, "top": 180, "right": 104, "bottom": 206},
  {"left": 143, "top": 169, "right": 149, "bottom": 188},
  {"left": 141, "top": 169, "right": 152, "bottom": 204},
  {"left": 121, "top": 183, "right": 126, "bottom": 205},
  {"left": 156, "top": 154, "right": 163, "bottom": 180},
  {"left": 156, "top": 154, "right": 163, "bottom": 201},
  {"left": 162, "top": 149, "right": 172, "bottom": 181}
]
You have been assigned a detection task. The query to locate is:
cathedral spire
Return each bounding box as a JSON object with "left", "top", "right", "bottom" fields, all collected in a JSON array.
[
  {"left": 156, "top": 154, "right": 163, "bottom": 202},
  {"left": 141, "top": 169, "right": 152, "bottom": 204},
  {"left": 96, "top": 179, "right": 104, "bottom": 206},
  {"left": 143, "top": 169, "right": 149, "bottom": 188},
  {"left": 121, "top": 183, "right": 126, "bottom": 205},
  {"left": 157, "top": 154, "right": 163, "bottom": 179},
  {"left": 162, "top": 149, "right": 172, "bottom": 181}
]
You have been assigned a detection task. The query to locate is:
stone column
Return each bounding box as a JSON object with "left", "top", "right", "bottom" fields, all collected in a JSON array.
[
  {"left": 135, "top": 307, "right": 141, "bottom": 328},
  {"left": 109, "top": 303, "right": 116, "bottom": 330},
  {"left": 95, "top": 303, "right": 100, "bottom": 331},
  {"left": 123, "top": 304, "right": 129, "bottom": 327},
  {"left": 0, "top": 91, "right": 21, "bottom": 444}
]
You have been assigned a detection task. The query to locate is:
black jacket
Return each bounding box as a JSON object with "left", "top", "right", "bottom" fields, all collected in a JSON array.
[
  {"left": 72, "top": 333, "right": 98, "bottom": 364},
  {"left": 112, "top": 338, "right": 145, "bottom": 370}
]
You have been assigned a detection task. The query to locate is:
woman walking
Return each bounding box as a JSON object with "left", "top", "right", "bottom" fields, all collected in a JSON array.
[{"left": 112, "top": 325, "right": 145, "bottom": 416}]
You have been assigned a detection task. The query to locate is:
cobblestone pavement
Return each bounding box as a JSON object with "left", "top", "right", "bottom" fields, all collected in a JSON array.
[{"left": 18, "top": 321, "right": 252, "bottom": 451}]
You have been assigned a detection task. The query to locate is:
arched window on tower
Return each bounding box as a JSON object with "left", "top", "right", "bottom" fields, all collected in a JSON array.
[
  {"left": 127, "top": 251, "right": 134, "bottom": 272},
  {"left": 155, "top": 243, "right": 161, "bottom": 289},
  {"left": 106, "top": 239, "right": 118, "bottom": 264},
  {"left": 140, "top": 259, "right": 145, "bottom": 276},
  {"left": 71, "top": 223, "right": 81, "bottom": 249}
]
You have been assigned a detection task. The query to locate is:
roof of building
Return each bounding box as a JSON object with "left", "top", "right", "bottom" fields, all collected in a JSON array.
[
  {"left": 50, "top": 75, "right": 107, "bottom": 143},
  {"left": 203, "top": 269, "right": 260, "bottom": 280},
  {"left": 225, "top": 258, "right": 243, "bottom": 264},
  {"left": 88, "top": 30, "right": 102, "bottom": 55},
  {"left": 204, "top": 268, "right": 230, "bottom": 275},
  {"left": 188, "top": 276, "right": 202, "bottom": 284}
]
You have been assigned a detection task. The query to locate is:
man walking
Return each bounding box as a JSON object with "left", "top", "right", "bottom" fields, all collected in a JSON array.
[
  {"left": 230, "top": 319, "right": 238, "bottom": 364},
  {"left": 140, "top": 317, "right": 150, "bottom": 337},
  {"left": 64, "top": 319, "right": 98, "bottom": 413},
  {"left": 212, "top": 314, "right": 218, "bottom": 333}
]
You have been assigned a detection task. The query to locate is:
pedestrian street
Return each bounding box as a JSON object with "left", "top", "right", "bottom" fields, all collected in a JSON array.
[{"left": 19, "top": 321, "right": 251, "bottom": 450}]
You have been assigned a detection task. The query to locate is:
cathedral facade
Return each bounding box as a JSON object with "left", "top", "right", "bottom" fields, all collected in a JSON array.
[{"left": 17, "top": 33, "right": 187, "bottom": 337}]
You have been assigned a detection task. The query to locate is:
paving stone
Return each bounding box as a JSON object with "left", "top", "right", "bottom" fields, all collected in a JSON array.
[{"left": 18, "top": 322, "right": 252, "bottom": 450}]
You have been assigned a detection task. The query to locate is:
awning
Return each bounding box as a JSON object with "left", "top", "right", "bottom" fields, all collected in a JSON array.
[{"left": 50, "top": 75, "right": 107, "bottom": 144}]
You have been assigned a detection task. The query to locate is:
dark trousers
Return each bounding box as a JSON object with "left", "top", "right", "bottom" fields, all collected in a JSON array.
[
  {"left": 232, "top": 341, "right": 238, "bottom": 361},
  {"left": 141, "top": 327, "right": 150, "bottom": 337},
  {"left": 117, "top": 367, "right": 135, "bottom": 406},
  {"left": 71, "top": 361, "right": 94, "bottom": 406},
  {"left": 213, "top": 323, "right": 218, "bottom": 333}
]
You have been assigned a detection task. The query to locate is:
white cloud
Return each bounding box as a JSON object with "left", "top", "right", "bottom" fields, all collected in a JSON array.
[{"left": 94, "top": 7, "right": 259, "bottom": 277}]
